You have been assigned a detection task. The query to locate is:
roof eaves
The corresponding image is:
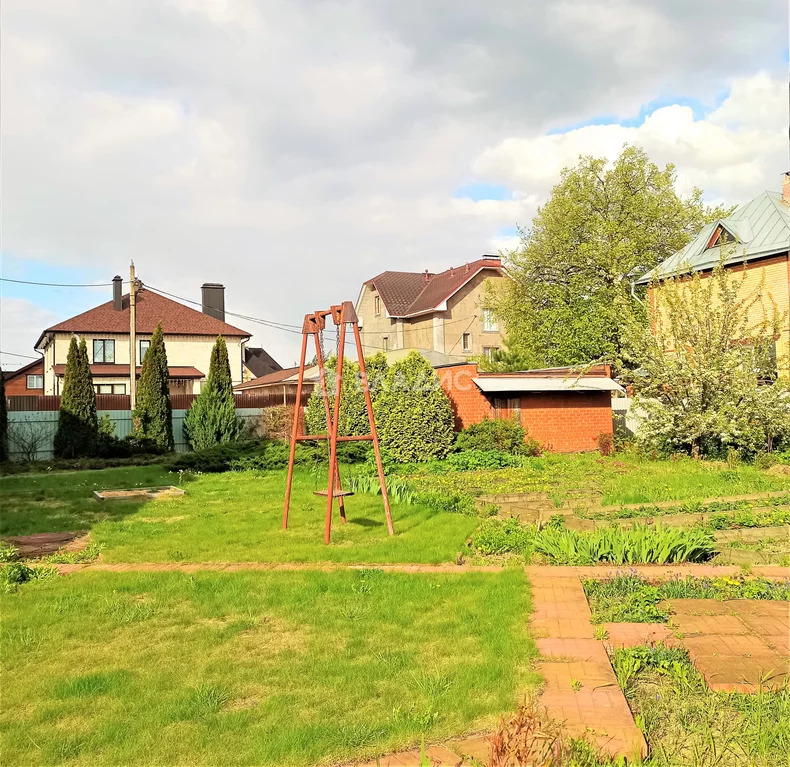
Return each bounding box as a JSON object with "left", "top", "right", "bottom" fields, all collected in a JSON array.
[{"left": 400, "top": 264, "right": 504, "bottom": 317}]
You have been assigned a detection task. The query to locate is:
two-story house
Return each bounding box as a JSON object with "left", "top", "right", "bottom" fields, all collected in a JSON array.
[
  {"left": 636, "top": 174, "right": 790, "bottom": 375},
  {"left": 355, "top": 256, "right": 507, "bottom": 360},
  {"left": 32, "top": 279, "right": 252, "bottom": 396}
]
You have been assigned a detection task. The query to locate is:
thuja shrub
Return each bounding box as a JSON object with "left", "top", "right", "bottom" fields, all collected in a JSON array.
[
  {"left": 374, "top": 351, "right": 455, "bottom": 462},
  {"left": 54, "top": 337, "right": 98, "bottom": 458}
]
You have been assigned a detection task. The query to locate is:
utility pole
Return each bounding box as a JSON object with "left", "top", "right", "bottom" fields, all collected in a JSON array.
[{"left": 129, "top": 262, "right": 138, "bottom": 411}]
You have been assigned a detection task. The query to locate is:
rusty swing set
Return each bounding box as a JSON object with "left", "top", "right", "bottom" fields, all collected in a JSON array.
[{"left": 283, "top": 301, "right": 394, "bottom": 544}]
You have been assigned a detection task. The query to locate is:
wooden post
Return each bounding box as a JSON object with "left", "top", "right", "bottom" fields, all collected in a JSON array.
[
  {"left": 353, "top": 320, "right": 394, "bottom": 536},
  {"left": 129, "top": 263, "right": 137, "bottom": 411},
  {"left": 282, "top": 331, "right": 309, "bottom": 529},
  {"left": 324, "top": 307, "right": 346, "bottom": 544}
]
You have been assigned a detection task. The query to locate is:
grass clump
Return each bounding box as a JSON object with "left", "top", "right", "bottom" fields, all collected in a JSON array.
[
  {"left": 45, "top": 541, "right": 104, "bottom": 564},
  {"left": 612, "top": 645, "right": 790, "bottom": 767},
  {"left": 584, "top": 574, "right": 790, "bottom": 623},
  {"left": 470, "top": 520, "right": 715, "bottom": 565},
  {"left": 1, "top": 561, "right": 58, "bottom": 592}
]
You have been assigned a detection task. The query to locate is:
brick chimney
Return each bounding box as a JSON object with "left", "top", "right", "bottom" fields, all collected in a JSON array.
[
  {"left": 201, "top": 283, "right": 225, "bottom": 322},
  {"left": 783, "top": 172, "right": 790, "bottom": 206},
  {"left": 112, "top": 275, "right": 123, "bottom": 311}
]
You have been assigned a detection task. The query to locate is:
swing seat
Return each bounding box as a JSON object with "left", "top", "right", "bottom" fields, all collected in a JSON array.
[{"left": 313, "top": 489, "right": 355, "bottom": 498}]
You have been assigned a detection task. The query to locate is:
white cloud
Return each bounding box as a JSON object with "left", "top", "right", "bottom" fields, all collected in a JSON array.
[
  {"left": 473, "top": 72, "right": 786, "bottom": 209},
  {"left": 0, "top": 1, "right": 785, "bottom": 362},
  {"left": 0, "top": 298, "right": 58, "bottom": 370}
]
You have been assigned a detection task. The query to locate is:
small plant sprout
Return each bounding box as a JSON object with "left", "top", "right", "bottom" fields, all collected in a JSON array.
[
  {"left": 593, "top": 626, "right": 609, "bottom": 641},
  {"left": 570, "top": 679, "right": 582, "bottom": 691}
]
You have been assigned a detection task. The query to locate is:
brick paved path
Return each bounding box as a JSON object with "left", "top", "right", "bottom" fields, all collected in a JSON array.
[
  {"left": 665, "top": 598, "right": 789, "bottom": 692},
  {"left": 527, "top": 568, "right": 648, "bottom": 761}
]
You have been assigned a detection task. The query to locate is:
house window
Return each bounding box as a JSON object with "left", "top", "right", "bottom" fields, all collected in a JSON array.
[
  {"left": 374, "top": 295, "right": 381, "bottom": 316},
  {"left": 462, "top": 332, "right": 471, "bottom": 352},
  {"left": 494, "top": 397, "right": 521, "bottom": 419},
  {"left": 139, "top": 340, "right": 150, "bottom": 360},
  {"left": 482, "top": 309, "right": 498, "bottom": 332},
  {"left": 94, "top": 383, "right": 126, "bottom": 395},
  {"left": 93, "top": 339, "right": 115, "bottom": 363},
  {"left": 483, "top": 346, "right": 499, "bottom": 360},
  {"left": 382, "top": 336, "right": 389, "bottom": 351},
  {"left": 26, "top": 375, "right": 44, "bottom": 389}
]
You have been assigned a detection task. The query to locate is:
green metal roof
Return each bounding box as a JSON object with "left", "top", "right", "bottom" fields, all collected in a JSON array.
[{"left": 636, "top": 191, "right": 790, "bottom": 284}]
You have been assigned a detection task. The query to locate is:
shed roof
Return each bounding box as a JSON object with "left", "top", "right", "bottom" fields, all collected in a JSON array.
[
  {"left": 473, "top": 376, "right": 624, "bottom": 394},
  {"left": 636, "top": 191, "right": 790, "bottom": 284}
]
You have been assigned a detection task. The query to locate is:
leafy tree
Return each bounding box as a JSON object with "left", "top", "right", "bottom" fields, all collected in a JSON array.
[
  {"left": 183, "top": 335, "right": 240, "bottom": 450},
  {"left": 623, "top": 253, "right": 790, "bottom": 457},
  {"left": 0, "top": 367, "right": 8, "bottom": 462},
  {"left": 374, "top": 351, "right": 455, "bottom": 462},
  {"left": 477, "top": 333, "right": 542, "bottom": 373},
  {"left": 132, "top": 323, "right": 173, "bottom": 451},
  {"left": 491, "top": 146, "right": 730, "bottom": 368},
  {"left": 54, "top": 337, "right": 98, "bottom": 457},
  {"left": 305, "top": 352, "right": 389, "bottom": 437}
]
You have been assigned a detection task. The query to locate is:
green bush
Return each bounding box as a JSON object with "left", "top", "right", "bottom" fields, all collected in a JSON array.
[
  {"left": 374, "top": 351, "right": 455, "bottom": 463},
  {"left": 132, "top": 323, "right": 174, "bottom": 452},
  {"left": 169, "top": 440, "right": 328, "bottom": 474},
  {"left": 304, "top": 354, "right": 388, "bottom": 437},
  {"left": 54, "top": 337, "right": 99, "bottom": 458},
  {"left": 455, "top": 416, "right": 540, "bottom": 455},
  {"left": 183, "top": 336, "right": 240, "bottom": 450},
  {"left": 0, "top": 542, "right": 19, "bottom": 562},
  {"left": 443, "top": 449, "right": 525, "bottom": 471}
]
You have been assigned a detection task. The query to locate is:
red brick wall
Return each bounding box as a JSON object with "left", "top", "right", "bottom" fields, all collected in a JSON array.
[
  {"left": 437, "top": 362, "right": 613, "bottom": 453},
  {"left": 4, "top": 361, "right": 44, "bottom": 395},
  {"left": 518, "top": 392, "right": 613, "bottom": 453},
  {"left": 438, "top": 364, "right": 492, "bottom": 430}
]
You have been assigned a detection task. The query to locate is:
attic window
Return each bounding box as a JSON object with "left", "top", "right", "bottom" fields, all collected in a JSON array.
[
  {"left": 705, "top": 226, "right": 731, "bottom": 250},
  {"left": 374, "top": 296, "right": 381, "bottom": 316}
]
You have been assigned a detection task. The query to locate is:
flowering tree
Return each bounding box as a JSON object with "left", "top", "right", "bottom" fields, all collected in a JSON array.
[{"left": 623, "top": 252, "right": 789, "bottom": 457}]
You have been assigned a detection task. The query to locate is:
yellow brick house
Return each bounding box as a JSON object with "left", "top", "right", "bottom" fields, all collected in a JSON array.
[{"left": 636, "top": 175, "right": 790, "bottom": 375}]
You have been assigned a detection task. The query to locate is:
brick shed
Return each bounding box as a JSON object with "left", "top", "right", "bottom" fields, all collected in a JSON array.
[{"left": 436, "top": 363, "right": 623, "bottom": 453}]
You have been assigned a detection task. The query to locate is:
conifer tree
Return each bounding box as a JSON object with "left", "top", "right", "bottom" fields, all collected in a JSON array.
[
  {"left": 132, "top": 323, "right": 173, "bottom": 451},
  {"left": 0, "top": 367, "right": 8, "bottom": 462},
  {"left": 183, "top": 335, "right": 240, "bottom": 450},
  {"left": 54, "top": 336, "right": 98, "bottom": 457}
]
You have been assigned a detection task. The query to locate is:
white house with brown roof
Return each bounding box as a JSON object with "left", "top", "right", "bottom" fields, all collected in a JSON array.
[
  {"left": 355, "top": 256, "right": 507, "bottom": 360},
  {"left": 33, "top": 279, "right": 252, "bottom": 396}
]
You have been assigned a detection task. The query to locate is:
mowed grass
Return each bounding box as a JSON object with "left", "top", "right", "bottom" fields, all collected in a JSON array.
[
  {"left": 0, "top": 467, "right": 480, "bottom": 564},
  {"left": 409, "top": 453, "right": 788, "bottom": 507},
  {"left": 0, "top": 568, "right": 535, "bottom": 766}
]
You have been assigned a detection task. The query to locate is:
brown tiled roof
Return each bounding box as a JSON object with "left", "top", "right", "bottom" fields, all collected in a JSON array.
[
  {"left": 364, "top": 257, "right": 504, "bottom": 317},
  {"left": 2, "top": 358, "right": 43, "bottom": 380},
  {"left": 53, "top": 364, "right": 204, "bottom": 379},
  {"left": 42, "top": 289, "right": 250, "bottom": 339},
  {"left": 234, "top": 366, "right": 299, "bottom": 390}
]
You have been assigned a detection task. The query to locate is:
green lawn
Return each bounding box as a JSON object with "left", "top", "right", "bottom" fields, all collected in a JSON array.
[
  {"left": 0, "top": 568, "right": 535, "bottom": 766},
  {"left": 408, "top": 452, "right": 788, "bottom": 506},
  {"left": 0, "top": 467, "right": 480, "bottom": 564}
]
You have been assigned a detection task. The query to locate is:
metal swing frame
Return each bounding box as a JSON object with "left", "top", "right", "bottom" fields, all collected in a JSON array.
[{"left": 283, "top": 301, "right": 394, "bottom": 544}]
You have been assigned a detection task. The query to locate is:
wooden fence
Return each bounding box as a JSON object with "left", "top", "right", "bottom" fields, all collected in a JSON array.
[
  {"left": 6, "top": 388, "right": 309, "bottom": 412},
  {"left": 5, "top": 388, "right": 311, "bottom": 461}
]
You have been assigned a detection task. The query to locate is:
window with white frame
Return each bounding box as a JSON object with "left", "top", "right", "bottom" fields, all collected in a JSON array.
[
  {"left": 374, "top": 295, "right": 381, "bottom": 316},
  {"left": 93, "top": 339, "right": 115, "bottom": 363},
  {"left": 462, "top": 332, "right": 471, "bottom": 352},
  {"left": 139, "top": 339, "right": 150, "bottom": 360},
  {"left": 483, "top": 346, "right": 499, "bottom": 360},
  {"left": 482, "top": 309, "right": 498, "bottom": 332},
  {"left": 94, "top": 383, "right": 126, "bottom": 394},
  {"left": 27, "top": 375, "right": 44, "bottom": 389}
]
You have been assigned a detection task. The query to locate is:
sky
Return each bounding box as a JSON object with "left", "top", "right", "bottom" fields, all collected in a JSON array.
[{"left": 1, "top": 0, "right": 788, "bottom": 370}]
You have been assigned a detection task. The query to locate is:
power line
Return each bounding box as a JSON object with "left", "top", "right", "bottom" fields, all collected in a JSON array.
[
  {"left": 0, "top": 350, "right": 39, "bottom": 359},
  {"left": 0, "top": 277, "right": 119, "bottom": 288}
]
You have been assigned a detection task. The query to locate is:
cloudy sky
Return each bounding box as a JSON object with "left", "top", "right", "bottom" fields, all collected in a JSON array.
[{"left": 1, "top": 0, "right": 787, "bottom": 369}]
